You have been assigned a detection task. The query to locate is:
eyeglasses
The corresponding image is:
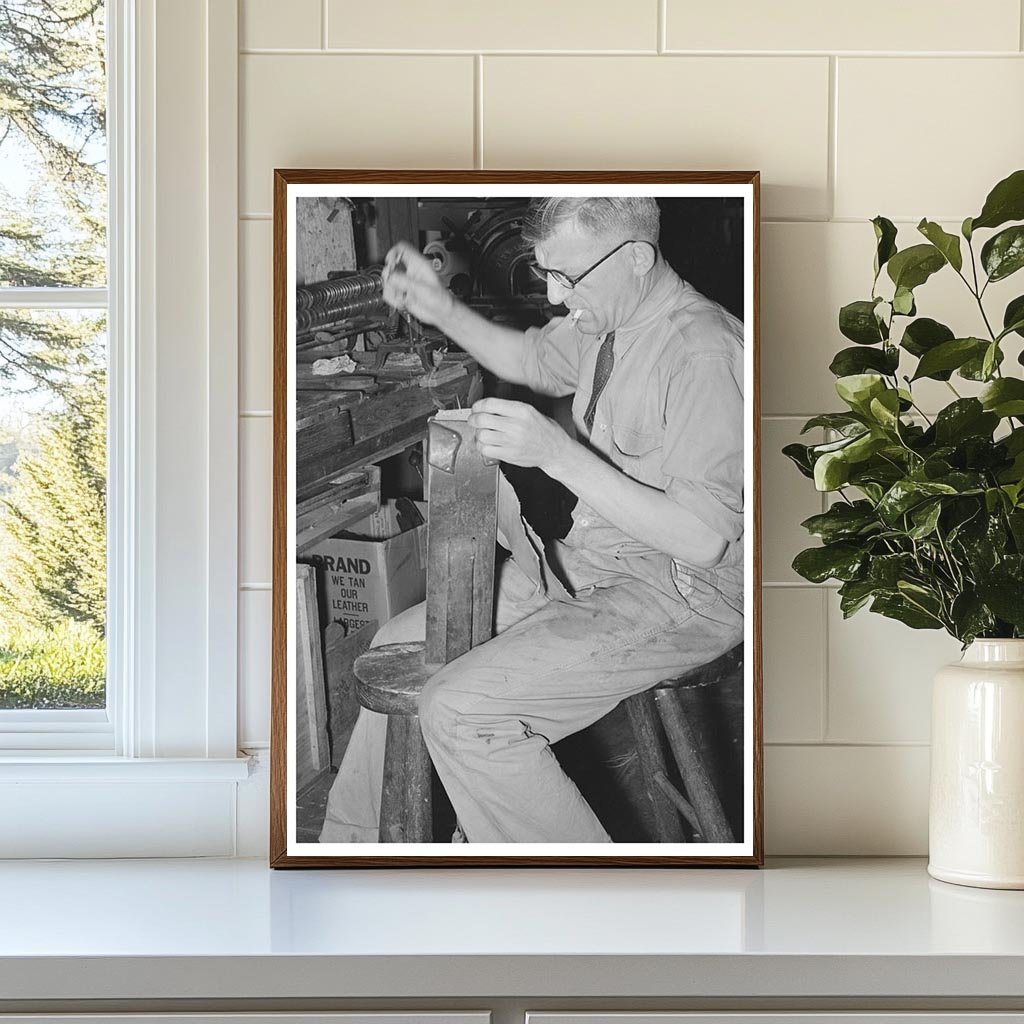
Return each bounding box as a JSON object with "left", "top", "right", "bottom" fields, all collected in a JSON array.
[{"left": 528, "top": 239, "right": 650, "bottom": 291}]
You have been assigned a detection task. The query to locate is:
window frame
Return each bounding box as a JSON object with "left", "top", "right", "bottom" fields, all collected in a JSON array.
[
  {"left": 0, "top": 0, "right": 248, "bottom": 857},
  {"left": 0, "top": 8, "right": 116, "bottom": 749}
]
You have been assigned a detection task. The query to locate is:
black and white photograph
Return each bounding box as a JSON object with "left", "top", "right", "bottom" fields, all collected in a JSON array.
[{"left": 272, "top": 172, "right": 762, "bottom": 866}]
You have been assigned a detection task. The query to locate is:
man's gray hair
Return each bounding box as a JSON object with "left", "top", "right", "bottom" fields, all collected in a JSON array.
[{"left": 521, "top": 197, "right": 661, "bottom": 247}]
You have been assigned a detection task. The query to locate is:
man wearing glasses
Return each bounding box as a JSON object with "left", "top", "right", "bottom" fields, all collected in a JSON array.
[{"left": 319, "top": 196, "right": 744, "bottom": 844}]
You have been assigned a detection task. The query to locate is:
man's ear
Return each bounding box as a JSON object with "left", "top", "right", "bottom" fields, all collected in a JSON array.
[{"left": 631, "top": 241, "right": 657, "bottom": 277}]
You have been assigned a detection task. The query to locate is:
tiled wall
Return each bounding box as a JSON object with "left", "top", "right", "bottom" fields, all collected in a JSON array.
[{"left": 236, "top": 0, "right": 1024, "bottom": 854}]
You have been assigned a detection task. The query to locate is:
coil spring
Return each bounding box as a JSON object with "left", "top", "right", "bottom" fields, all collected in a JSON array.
[{"left": 296, "top": 269, "right": 383, "bottom": 310}]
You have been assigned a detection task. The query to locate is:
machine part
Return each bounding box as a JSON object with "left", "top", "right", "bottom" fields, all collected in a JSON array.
[
  {"left": 423, "top": 238, "right": 472, "bottom": 293},
  {"left": 464, "top": 206, "right": 543, "bottom": 298},
  {"left": 295, "top": 268, "right": 386, "bottom": 331},
  {"left": 426, "top": 421, "right": 462, "bottom": 475}
]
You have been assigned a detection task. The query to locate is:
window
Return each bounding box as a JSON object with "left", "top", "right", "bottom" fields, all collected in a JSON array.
[
  {"left": 0, "top": 0, "right": 246, "bottom": 857},
  {"left": 0, "top": 1, "right": 110, "bottom": 741}
]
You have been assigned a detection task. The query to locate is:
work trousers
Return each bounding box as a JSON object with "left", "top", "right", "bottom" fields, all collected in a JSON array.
[{"left": 319, "top": 551, "right": 743, "bottom": 844}]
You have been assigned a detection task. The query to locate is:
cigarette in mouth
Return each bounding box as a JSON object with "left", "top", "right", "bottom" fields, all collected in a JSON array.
[{"left": 571, "top": 309, "right": 584, "bottom": 323}]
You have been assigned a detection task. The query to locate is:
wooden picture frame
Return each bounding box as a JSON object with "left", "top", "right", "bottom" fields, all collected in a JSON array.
[{"left": 271, "top": 171, "right": 763, "bottom": 867}]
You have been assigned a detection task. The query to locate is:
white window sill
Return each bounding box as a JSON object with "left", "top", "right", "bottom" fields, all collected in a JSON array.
[
  {"left": 0, "top": 755, "right": 256, "bottom": 858},
  {"left": 0, "top": 754, "right": 253, "bottom": 782}
]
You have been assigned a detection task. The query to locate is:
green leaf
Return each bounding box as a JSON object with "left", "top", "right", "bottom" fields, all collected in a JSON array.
[
  {"left": 981, "top": 225, "right": 1024, "bottom": 283},
  {"left": 871, "top": 594, "right": 943, "bottom": 630},
  {"left": 900, "top": 317, "right": 955, "bottom": 361},
  {"left": 1002, "top": 295, "right": 1024, "bottom": 339},
  {"left": 872, "top": 216, "right": 898, "bottom": 277},
  {"left": 829, "top": 345, "right": 899, "bottom": 378},
  {"left": 981, "top": 341, "right": 1000, "bottom": 381},
  {"left": 800, "top": 412, "right": 866, "bottom": 435},
  {"left": 917, "top": 219, "right": 963, "bottom": 272},
  {"left": 839, "top": 300, "right": 887, "bottom": 345},
  {"left": 971, "top": 168, "right": 1024, "bottom": 232},
  {"left": 877, "top": 479, "right": 958, "bottom": 524},
  {"left": 800, "top": 500, "right": 879, "bottom": 543},
  {"left": 911, "top": 338, "right": 988, "bottom": 381},
  {"left": 868, "top": 552, "right": 915, "bottom": 587},
  {"left": 979, "top": 378, "right": 1024, "bottom": 418},
  {"left": 835, "top": 373, "right": 887, "bottom": 413},
  {"left": 838, "top": 579, "right": 882, "bottom": 618},
  {"left": 976, "top": 579, "right": 1024, "bottom": 629},
  {"left": 782, "top": 442, "right": 815, "bottom": 479},
  {"left": 814, "top": 450, "right": 851, "bottom": 491},
  {"left": 950, "top": 593, "right": 995, "bottom": 645},
  {"left": 959, "top": 344, "right": 1004, "bottom": 381},
  {"left": 933, "top": 399, "right": 999, "bottom": 444},
  {"left": 792, "top": 543, "right": 866, "bottom": 584},
  {"left": 892, "top": 286, "right": 916, "bottom": 316},
  {"left": 962, "top": 216, "right": 974, "bottom": 242},
  {"left": 845, "top": 431, "right": 888, "bottom": 464},
  {"left": 868, "top": 388, "right": 902, "bottom": 430},
  {"left": 887, "top": 243, "right": 946, "bottom": 291},
  {"left": 908, "top": 500, "right": 943, "bottom": 539}
]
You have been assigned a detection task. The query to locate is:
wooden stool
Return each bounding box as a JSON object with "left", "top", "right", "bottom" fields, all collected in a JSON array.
[
  {"left": 352, "top": 641, "right": 438, "bottom": 843},
  {"left": 625, "top": 644, "right": 743, "bottom": 843}
]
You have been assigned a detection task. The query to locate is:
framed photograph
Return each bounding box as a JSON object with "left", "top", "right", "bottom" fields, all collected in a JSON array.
[{"left": 271, "top": 171, "right": 762, "bottom": 867}]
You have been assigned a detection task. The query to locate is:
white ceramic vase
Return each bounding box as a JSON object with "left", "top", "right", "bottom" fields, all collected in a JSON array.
[{"left": 929, "top": 638, "right": 1024, "bottom": 889}]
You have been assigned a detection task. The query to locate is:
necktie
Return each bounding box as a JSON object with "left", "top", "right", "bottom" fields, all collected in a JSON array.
[{"left": 583, "top": 330, "right": 615, "bottom": 435}]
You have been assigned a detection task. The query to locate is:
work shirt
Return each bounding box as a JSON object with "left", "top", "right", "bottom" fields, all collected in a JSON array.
[{"left": 517, "top": 265, "right": 745, "bottom": 610}]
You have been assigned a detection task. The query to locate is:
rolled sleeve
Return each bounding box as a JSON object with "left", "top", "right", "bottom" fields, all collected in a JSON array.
[
  {"left": 662, "top": 354, "right": 745, "bottom": 543},
  {"left": 518, "top": 315, "right": 580, "bottom": 398}
]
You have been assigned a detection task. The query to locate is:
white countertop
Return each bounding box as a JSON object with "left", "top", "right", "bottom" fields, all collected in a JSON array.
[{"left": 1, "top": 857, "right": 1023, "bottom": 1001}]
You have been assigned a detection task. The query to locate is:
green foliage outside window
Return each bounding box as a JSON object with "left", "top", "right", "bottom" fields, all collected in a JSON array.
[{"left": 0, "top": 1, "right": 107, "bottom": 708}]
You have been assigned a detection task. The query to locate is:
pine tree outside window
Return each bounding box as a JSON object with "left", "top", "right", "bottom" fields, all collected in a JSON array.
[{"left": 0, "top": 1, "right": 109, "bottom": 735}]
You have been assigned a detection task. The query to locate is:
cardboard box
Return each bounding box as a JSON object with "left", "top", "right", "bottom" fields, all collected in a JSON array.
[{"left": 302, "top": 500, "right": 427, "bottom": 636}]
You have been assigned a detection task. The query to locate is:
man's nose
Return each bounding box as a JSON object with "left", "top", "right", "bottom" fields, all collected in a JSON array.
[{"left": 547, "top": 277, "right": 571, "bottom": 306}]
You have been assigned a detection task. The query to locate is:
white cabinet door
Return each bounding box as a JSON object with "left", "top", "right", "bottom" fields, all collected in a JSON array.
[
  {"left": 0, "top": 1015, "right": 490, "bottom": 1024},
  {"left": 528, "top": 1015, "right": 1024, "bottom": 1024}
]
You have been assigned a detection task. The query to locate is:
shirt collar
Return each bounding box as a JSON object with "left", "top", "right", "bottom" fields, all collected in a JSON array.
[{"left": 600, "top": 265, "right": 689, "bottom": 360}]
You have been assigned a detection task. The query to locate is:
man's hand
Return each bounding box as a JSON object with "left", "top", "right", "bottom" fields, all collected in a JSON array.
[
  {"left": 381, "top": 241, "right": 455, "bottom": 328},
  {"left": 468, "top": 398, "right": 576, "bottom": 474}
]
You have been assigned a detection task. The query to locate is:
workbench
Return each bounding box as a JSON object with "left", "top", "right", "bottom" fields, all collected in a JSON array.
[{"left": 295, "top": 356, "right": 481, "bottom": 552}]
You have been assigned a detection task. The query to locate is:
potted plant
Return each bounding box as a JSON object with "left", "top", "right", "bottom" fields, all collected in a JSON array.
[{"left": 784, "top": 169, "right": 1024, "bottom": 889}]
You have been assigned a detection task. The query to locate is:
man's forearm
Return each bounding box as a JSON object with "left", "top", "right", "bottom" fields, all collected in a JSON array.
[
  {"left": 547, "top": 441, "right": 728, "bottom": 569},
  {"left": 439, "top": 300, "right": 533, "bottom": 386}
]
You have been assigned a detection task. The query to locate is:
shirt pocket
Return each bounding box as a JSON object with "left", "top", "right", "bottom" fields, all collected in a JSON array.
[{"left": 610, "top": 423, "right": 662, "bottom": 486}]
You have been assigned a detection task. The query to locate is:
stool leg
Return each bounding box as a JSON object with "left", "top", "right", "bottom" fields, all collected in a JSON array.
[
  {"left": 653, "top": 688, "right": 735, "bottom": 844},
  {"left": 625, "top": 691, "right": 687, "bottom": 842},
  {"left": 379, "top": 714, "right": 433, "bottom": 843}
]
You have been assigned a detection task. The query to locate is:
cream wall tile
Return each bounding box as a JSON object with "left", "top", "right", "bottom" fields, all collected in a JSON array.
[
  {"left": 240, "top": 55, "right": 474, "bottom": 214},
  {"left": 763, "top": 221, "right": 1023, "bottom": 415},
  {"left": 482, "top": 57, "right": 830, "bottom": 219},
  {"left": 240, "top": 220, "right": 273, "bottom": 412},
  {"left": 761, "top": 418, "right": 824, "bottom": 584},
  {"left": 239, "top": 589, "right": 272, "bottom": 747},
  {"left": 762, "top": 222, "right": 864, "bottom": 416},
  {"left": 241, "top": 0, "right": 321, "bottom": 50},
  {"left": 762, "top": 588, "right": 825, "bottom": 743},
  {"left": 836, "top": 58, "right": 1024, "bottom": 220},
  {"left": 827, "top": 599, "right": 962, "bottom": 743},
  {"left": 240, "top": 416, "right": 273, "bottom": 586},
  {"left": 765, "top": 744, "right": 929, "bottom": 854},
  {"left": 328, "top": 0, "right": 656, "bottom": 51},
  {"left": 666, "top": 0, "right": 1020, "bottom": 53}
]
